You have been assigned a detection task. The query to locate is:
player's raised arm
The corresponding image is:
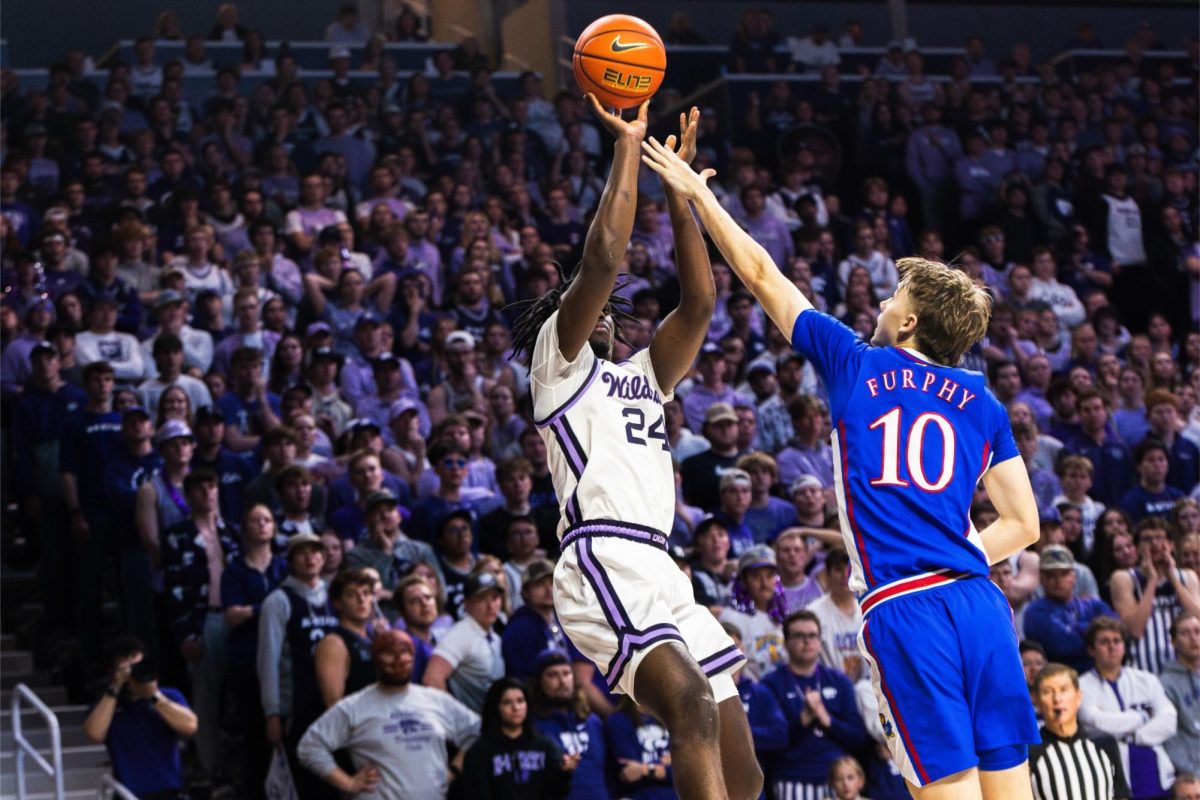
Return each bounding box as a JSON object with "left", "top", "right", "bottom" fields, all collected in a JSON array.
[
  {"left": 555, "top": 95, "right": 648, "bottom": 362},
  {"left": 640, "top": 136, "right": 813, "bottom": 341},
  {"left": 648, "top": 107, "right": 715, "bottom": 392},
  {"left": 979, "top": 456, "right": 1041, "bottom": 565}
]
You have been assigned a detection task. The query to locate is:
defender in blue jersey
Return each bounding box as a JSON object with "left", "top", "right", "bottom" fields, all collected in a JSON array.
[{"left": 643, "top": 139, "right": 1042, "bottom": 800}]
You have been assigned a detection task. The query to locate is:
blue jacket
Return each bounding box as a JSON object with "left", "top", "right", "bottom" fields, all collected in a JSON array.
[
  {"left": 1023, "top": 595, "right": 1116, "bottom": 672},
  {"left": 761, "top": 662, "right": 868, "bottom": 784},
  {"left": 502, "top": 606, "right": 566, "bottom": 683},
  {"left": 534, "top": 710, "right": 608, "bottom": 800},
  {"left": 604, "top": 710, "right": 674, "bottom": 800},
  {"left": 738, "top": 676, "right": 788, "bottom": 756}
]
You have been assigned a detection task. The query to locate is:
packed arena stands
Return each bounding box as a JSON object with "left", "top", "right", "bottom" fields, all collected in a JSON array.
[{"left": 0, "top": 2, "right": 1197, "bottom": 798}]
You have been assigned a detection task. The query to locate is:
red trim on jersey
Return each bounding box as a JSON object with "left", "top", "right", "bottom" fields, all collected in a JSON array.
[
  {"left": 838, "top": 421, "right": 876, "bottom": 585},
  {"left": 863, "top": 619, "right": 932, "bottom": 785},
  {"left": 859, "top": 570, "right": 967, "bottom": 614}
]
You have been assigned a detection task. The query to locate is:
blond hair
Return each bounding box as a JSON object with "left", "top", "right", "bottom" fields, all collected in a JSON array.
[{"left": 897, "top": 257, "right": 992, "bottom": 366}]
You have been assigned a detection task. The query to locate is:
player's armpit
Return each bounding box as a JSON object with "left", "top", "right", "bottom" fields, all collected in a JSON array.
[{"left": 978, "top": 456, "right": 1040, "bottom": 565}]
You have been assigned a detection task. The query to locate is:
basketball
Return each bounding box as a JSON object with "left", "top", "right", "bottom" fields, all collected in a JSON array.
[{"left": 572, "top": 14, "right": 666, "bottom": 109}]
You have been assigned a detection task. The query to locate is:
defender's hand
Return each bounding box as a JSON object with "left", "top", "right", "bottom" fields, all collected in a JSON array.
[{"left": 640, "top": 136, "right": 715, "bottom": 200}]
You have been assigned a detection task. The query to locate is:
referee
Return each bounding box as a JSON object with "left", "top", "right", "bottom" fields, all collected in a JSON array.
[{"left": 1030, "top": 663, "right": 1131, "bottom": 800}]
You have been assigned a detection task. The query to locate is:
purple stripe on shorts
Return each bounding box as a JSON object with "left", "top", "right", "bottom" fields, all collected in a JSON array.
[
  {"left": 698, "top": 645, "right": 745, "bottom": 677},
  {"left": 534, "top": 358, "right": 600, "bottom": 427},
  {"left": 577, "top": 538, "right": 629, "bottom": 633},
  {"left": 606, "top": 624, "right": 684, "bottom": 690}
]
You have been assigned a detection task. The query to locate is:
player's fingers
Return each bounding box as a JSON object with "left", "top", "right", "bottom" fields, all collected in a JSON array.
[
  {"left": 700, "top": 168, "right": 717, "bottom": 181},
  {"left": 664, "top": 135, "right": 677, "bottom": 151},
  {"left": 636, "top": 98, "right": 650, "bottom": 123}
]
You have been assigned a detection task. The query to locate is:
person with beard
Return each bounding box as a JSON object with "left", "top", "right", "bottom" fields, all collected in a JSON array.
[
  {"left": 298, "top": 629, "right": 480, "bottom": 798},
  {"left": 502, "top": 558, "right": 568, "bottom": 681},
  {"left": 461, "top": 677, "right": 574, "bottom": 799},
  {"left": 529, "top": 649, "right": 607, "bottom": 800}
]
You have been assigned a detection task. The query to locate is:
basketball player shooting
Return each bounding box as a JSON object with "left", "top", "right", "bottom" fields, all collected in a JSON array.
[
  {"left": 510, "top": 98, "right": 762, "bottom": 800},
  {"left": 641, "top": 137, "right": 1042, "bottom": 800}
]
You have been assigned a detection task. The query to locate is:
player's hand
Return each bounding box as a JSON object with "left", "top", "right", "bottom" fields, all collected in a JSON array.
[
  {"left": 640, "top": 136, "right": 715, "bottom": 200},
  {"left": 662, "top": 107, "right": 700, "bottom": 165},
  {"left": 347, "top": 765, "right": 381, "bottom": 793},
  {"left": 584, "top": 93, "right": 649, "bottom": 142}
]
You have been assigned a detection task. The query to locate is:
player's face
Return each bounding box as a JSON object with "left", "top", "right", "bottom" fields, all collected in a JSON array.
[
  {"left": 589, "top": 314, "right": 615, "bottom": 360},
  {"left": 871, "top": 286, "right": 915, "bottom": 349},
  {"left": 1035, "top": 673, "right": 1081, "bottom": 724}
]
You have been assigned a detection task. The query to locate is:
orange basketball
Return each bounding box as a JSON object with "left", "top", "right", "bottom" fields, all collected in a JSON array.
[{"left": 573, "top": 14, "right": 666, "bottom": 109}]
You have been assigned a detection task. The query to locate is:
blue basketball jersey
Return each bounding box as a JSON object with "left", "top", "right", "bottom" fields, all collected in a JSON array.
[{"left": 791, "top": 311, "right": 1019, "bottom": 594}]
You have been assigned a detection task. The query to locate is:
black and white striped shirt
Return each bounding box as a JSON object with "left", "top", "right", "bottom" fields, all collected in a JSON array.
[
  {"left": 1030, "top": 727, "right": 1130, "bottom": 800},
  {"left": 1127, "top": 567, "right": 1190, "bottom": 675}
]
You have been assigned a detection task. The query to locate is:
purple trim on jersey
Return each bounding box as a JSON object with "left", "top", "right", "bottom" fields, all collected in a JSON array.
[
  {"left": 560, "top": 519, "right": 669, "bottom": 551},
  {"left": 698, "top": 644, "right": 745, "bottom": 677},
  {"left": 576, "top": 537, "right": 630, "bottom": 634},
  {"left": 605, "top": 623, "right": 685, "bottom": 690},
  {"left": 550, "top": 419, "right": 586, "bottom": 479},
  {"left": 534, "top": 357, "right": 601, "bottom": 427}
]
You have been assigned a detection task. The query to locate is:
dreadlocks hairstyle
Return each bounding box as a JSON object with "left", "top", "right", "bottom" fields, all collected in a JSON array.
[{"left": 507, "top": 263, "right": 639, "bottom": 370}]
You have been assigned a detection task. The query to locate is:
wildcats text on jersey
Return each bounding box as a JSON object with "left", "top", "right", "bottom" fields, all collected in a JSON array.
[{"left": 601, "top": 371, "right": 662, "bottom": 404}]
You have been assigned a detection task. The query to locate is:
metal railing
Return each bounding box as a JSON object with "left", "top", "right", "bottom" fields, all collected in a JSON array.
[
  {"left": 10, "top": 683, "right": 64, "bottom": 800},
  {"left": 97, "top": 774, "right": 138, "bottom": 800}
]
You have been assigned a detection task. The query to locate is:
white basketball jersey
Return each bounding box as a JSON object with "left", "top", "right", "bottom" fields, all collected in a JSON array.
[{"left": 531, "top": 311, "right": 676, "bottom": 538}]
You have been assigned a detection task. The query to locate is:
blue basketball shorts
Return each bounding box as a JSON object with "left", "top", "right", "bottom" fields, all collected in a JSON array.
[{"left": 857, "top": 574, "right": 1039, "bottom": 787}]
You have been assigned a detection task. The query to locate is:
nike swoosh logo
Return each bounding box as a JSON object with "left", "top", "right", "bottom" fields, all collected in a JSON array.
[{"left": 610, "top": 35, "right": 651, "bottom": 53}]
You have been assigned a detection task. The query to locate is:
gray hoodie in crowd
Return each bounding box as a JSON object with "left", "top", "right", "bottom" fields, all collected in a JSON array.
[{"left": 1159, "top": 658, "right": 1200, "bottom": 777}]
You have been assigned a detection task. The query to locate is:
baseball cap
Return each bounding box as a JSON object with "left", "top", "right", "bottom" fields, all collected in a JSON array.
[
  {"left": 704, "top": 402, "right": 738, "bottom": 426},
  {"left": 364, "top": 490, "right": 400, "bottom": 514},
  {"left": 122, "top": 405, "right": 151, "bottom": 421},
  {"left": 719, "top": 468, "right": 752, "bottom": 492},
  {"left": 30, "top": 340, "right": 57, "bottom": 358},
  {"left": 746, "top": 357, "right": 776, "bottom": 376},
  {"left": 154, "top": 290, "right": 186, "bottom": 309},
  {"left": 286, "top": 532, "right": 324, "bottom": 556},
  {"left": 373, "top": 352, "right": 401, "bottom": 370},
  {"left": 465, "top": 570, "right": 502, "bottom": 599},
  {"left": 193, "top": 405, "right": 223, "bottom": 424},
  {"left": 156, "top": 419, "right": 194, "bottom": 445},
  {"left": 699, "top": 342, "right": 724, "bottom": 359},
  {"left": 789, "top": 474, "right": 823, "bottom": 494},
  {"left": 445, "top": 330, "right": 475, "bottom": 350},
  {"left": 387, "top": 397, "right": 421, "bottom": 420},
  {"left": 738, "top": 544, "right": 777, "bottom": 574},
  {"left": 305, "top": 321, "right": 333, "bottom": 338},
  {"left": 346, "top": 418, "right": 381, "bottom": 435},
  {"left": 24, "top": 297, "right": 55, "bottom": 319},
  {"left": 90, "top": 291, "right": 120, "bottom": 308},
  {"left": 522, "top": 558, "right": 556, "bottom": 586},
  {"left": 533, "top": 648, "right": 570, "bottom": 677},
  {"left": 1039, "top": 545, "right": 1075, "bottom": 571},
  {"left": 776, "top": 351, "right": 805, "bottom": 369},
  {"left": 310, "top": 346, "right": 343, "bottom": 364}
]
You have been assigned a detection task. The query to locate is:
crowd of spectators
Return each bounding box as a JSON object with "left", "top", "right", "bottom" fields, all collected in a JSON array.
[{"left": 1, "top": 2, "right": 1198, "bottom": 798}]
